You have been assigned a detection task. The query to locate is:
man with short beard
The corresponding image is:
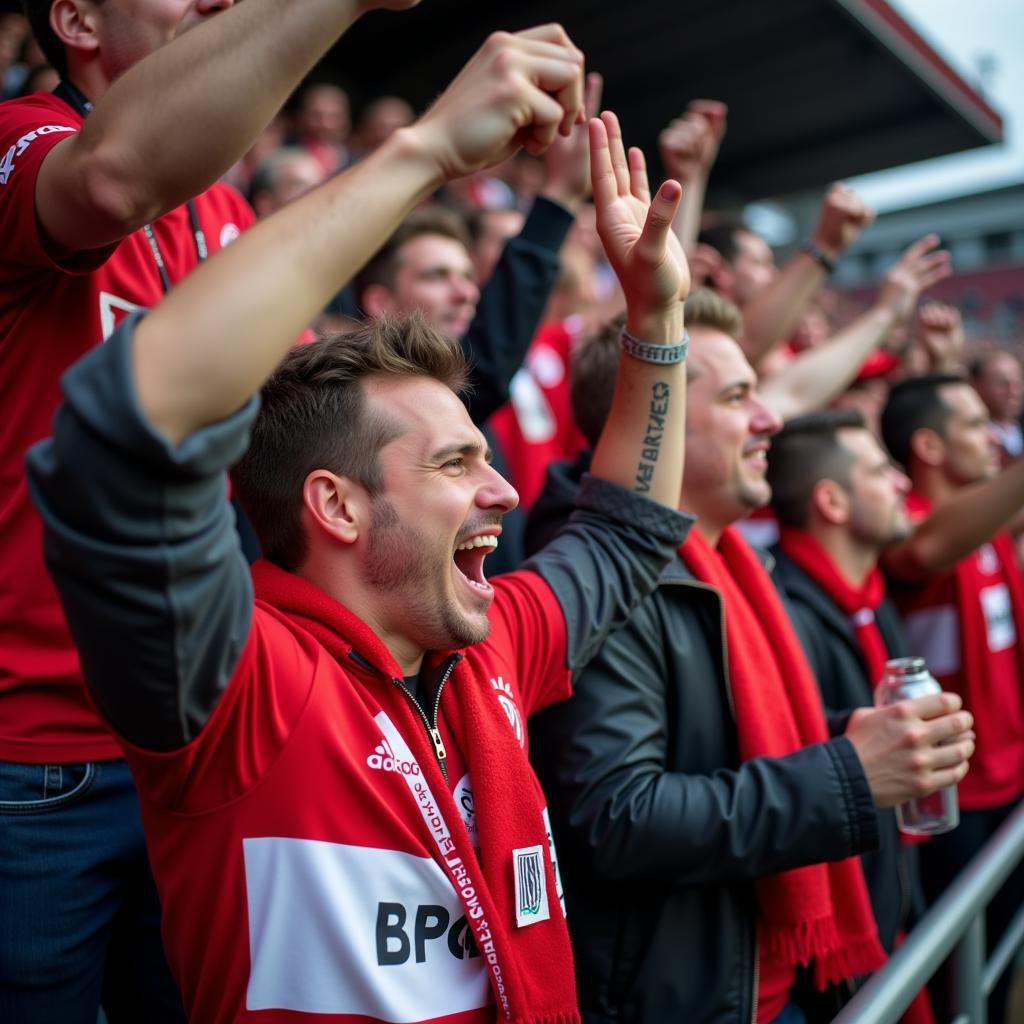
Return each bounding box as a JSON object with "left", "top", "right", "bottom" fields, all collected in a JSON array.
[
  {"left": 766, "top": 411, "right": 930, "bottom": 1015},
  {"left": 528, "top": 289, "right": 973, "bottom": 1023},
  {"left": 880, "top": 373, "right": 1024, "bottom": 1024},
  {"left": 26, "top": 35, "right": 699, "bottom": 1020}
]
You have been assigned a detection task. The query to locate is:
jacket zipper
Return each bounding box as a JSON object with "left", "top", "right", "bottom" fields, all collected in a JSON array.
[
  {"left": 391, "top": 656, "right": 460, "bottom": 784},
  {"left": 751, "top": 936, "right": 760, "bottom": 1024},
  {"left": 663, "top": 578, "right": 756, "bottom": 1019}
]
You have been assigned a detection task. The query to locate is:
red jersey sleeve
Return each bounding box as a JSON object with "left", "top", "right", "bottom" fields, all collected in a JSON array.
[
  {"left": 0, "top": 94, "right": 115, "bottom": 272},
  {"left": 487, "top": 570, "right": 571, "bottom": 717}
]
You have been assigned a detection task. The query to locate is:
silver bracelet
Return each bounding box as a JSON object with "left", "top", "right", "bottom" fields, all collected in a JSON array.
[{"left": 619, "top": 327, "right": 689, "bottom": 365}]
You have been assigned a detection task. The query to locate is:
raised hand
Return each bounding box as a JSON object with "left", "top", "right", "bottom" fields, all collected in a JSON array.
[
  {"left": 811, "top": 182, "right": 875, "bottom": 258},
  {"left": 541, "top": 71, "right": 603, "bottom": 212},
  {"left": 591, "top": 111, "right": 689, "bottom": 337},
  {"left": 412, "top": 24, "right": 585, "bottom": 181},
  {"left": 876, "top": 234, "right": 952, "bottom": 327},
  {"left": 916, "top": 300, "right": 964, "bottom": 371},
  {"left": 658, "top": 99, "right": 727, "bottom": 184}
]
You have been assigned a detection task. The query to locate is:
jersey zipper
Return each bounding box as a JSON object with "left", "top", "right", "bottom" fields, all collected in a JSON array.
[{"left": 390, "top": 655, "right": 460, "bottom": 784}]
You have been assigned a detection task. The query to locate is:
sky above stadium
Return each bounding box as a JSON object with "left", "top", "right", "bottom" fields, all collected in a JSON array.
[{"left": 847, "top": 0, "right": 1024, "bottom": 211}]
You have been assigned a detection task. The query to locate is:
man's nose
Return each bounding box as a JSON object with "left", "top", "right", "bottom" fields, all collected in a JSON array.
[{"left": 750, "top": 396, "right": 782, "bottom": 436}]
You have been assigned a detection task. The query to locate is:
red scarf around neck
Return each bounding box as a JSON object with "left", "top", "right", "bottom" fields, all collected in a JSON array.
[
  {"left": 253, "top": 561, "right": 579, "bottom": 1024},
  {"left": 679, "top": 529, "right": 885, "bottom": 989},
  {"left": 778, "top": 527, "right": 890, "bottom": 687}
]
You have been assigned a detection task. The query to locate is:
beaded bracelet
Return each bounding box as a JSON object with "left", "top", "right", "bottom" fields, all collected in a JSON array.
[{"left": 619, "top": 327, "right": 689, "bottom": 365}]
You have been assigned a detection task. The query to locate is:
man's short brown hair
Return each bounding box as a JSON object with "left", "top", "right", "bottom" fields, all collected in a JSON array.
[
  {"left": 570, "top": 288, "right": 745, "bottom": 448},
  {"left": 766, "top": 408, "right": 867, "bottom": 528},
  {"left": 232, "top": 313, "right": 469, "bottom": 570}
]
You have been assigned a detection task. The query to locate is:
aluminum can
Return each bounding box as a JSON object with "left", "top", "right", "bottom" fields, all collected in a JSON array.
[{"left": 874, "top": 656, "right": 959, "bottom": 835}]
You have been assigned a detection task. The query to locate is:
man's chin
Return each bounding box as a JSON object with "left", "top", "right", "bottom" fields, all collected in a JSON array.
[
  {"left": 444, "top": 612, "right": 491, "bottom": 651},
  {"left": 888, "top": 519, "right": 913, "bottom": 544},
  {"left": 739, "top": 480, "right": 772, "bottom": 512},
  {"left": 444, "top": 316, "right": 473, "bottom": 339}
]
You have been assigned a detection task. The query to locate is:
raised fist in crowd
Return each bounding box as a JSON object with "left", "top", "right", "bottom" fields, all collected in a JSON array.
[
  {"left": 658, "top": 99, "right": 728, "bottom": 185},
  {"left": 415, "top": 24, "right": 585, "bottom": 180},
  {"left": 811, "top": 181, "right": 875, "bottom": 259}
]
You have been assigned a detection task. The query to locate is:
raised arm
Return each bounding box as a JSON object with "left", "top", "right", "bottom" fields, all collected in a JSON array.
[
  {"left": 509, "top": 113, "right": 692, "bottom": 677},
  {"left": 913, "top": 302, "right": 966, "bottom": 374},
  {"left": 135, "top": 26, "right": 585, "bottom": 445},
  {"left": 741, "top": 183, "right": 874, "bottom": 365},
  {"left": 659, "top": 99, "right": 727, "bottom": 254},
  {"left": 37, "top": 0, "right": 420, "bottom": 253},
  {"left": 28, "top": 25, "right": 586, "bottom": 750},
  {"left": 587, "top": 111, "right": 689, "bottom": 506},
  {"left": 761, "top": 235, "right": 951, "bottom": 420},
  {"left": 886, "top": 457, "right": 1024, "bottom": 579}
]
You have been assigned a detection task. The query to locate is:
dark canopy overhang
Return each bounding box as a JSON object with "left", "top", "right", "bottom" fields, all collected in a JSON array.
[{"left": 327, "top": 0, "right": 1003, "bottom": 201}]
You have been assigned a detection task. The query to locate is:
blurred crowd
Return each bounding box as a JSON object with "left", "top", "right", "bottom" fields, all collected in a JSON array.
[{"left": 1, "top": 5, "right": 1023, "bottom": 1024}]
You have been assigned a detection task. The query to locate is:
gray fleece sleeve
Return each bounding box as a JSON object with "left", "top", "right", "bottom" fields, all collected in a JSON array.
[
  {"left": 522, "top": 473, "right": 693, "bottom": 674},
  {"left": 26, "top": 311, "right": 257, "bottom": 751}
]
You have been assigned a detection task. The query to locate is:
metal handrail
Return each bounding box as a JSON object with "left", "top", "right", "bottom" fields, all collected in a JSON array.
[{"left": 833, "top": 799, "right": 1024, "bottom": 1024}]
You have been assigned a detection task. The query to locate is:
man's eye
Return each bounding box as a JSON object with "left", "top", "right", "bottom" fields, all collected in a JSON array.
[{"left": 443, "top": 458, "right": 465, "bottom": 470}]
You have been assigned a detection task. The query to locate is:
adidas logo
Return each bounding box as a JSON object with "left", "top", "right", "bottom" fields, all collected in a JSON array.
[{"left": 367, "top": 739, "right": 421, "bottom": 776}]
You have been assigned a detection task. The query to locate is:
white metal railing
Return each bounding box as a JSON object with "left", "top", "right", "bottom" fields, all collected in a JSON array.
[{"left": 833, "top": 799, "right": 1024, "bottom": 1024}]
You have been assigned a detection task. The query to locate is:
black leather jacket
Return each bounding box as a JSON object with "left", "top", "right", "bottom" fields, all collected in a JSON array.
[{"left": 528, "top": 457, "right": 880, "bottom": 1024}]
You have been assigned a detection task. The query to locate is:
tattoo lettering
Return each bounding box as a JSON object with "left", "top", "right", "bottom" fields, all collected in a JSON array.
[{"left": 635, "top": 381, "right": 671, "bottom": 493}]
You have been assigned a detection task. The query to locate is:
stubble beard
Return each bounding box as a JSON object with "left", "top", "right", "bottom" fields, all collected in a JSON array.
[{"left": 366, "top": 496, "right": 489, "bottom": 652}]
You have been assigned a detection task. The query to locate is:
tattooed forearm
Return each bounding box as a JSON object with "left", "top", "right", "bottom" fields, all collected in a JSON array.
[{"left": 635, "top": 381, "right": 671, "bottom": 493}]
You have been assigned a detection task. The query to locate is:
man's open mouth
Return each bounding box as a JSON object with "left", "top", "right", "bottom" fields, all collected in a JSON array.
[{"left": 453, "top": 534, "right": 498, "bottom": 591}]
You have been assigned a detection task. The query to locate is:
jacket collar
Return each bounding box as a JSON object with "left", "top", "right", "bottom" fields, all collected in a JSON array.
[
  {"left": 659, "top": 532, "right": 774, "bottom": 586},
  {"left": 770, "top": 547, "right": 860, "bottom": 641}
]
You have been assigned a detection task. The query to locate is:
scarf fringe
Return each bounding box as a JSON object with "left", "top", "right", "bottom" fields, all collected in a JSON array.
[
  {"left": 814, "top": 935, "right": 888, "bottom": 990},
  {"left": 762, "top": 916, "right": 886, "bottom": 990}
]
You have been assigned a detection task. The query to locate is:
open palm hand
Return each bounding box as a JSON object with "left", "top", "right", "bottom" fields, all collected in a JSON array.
[{"left": 591, "top": 112, "right": 690, "bottom": 325}]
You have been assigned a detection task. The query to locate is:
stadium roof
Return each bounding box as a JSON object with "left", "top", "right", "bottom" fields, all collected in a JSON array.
[{"left": 326, "top": 0, "right": 1004, "bottom": 202}]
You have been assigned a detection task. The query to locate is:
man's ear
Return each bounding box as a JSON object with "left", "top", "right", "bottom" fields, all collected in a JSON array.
[
  {"left": 360, "top": 284, "right": 396, "bottom": 319},
  {"left": 50, "top": 0, "right": 101, "bottom": 57},
  {"left": 909, "top": 427, "right": 945, "bottom": 469},
  {"left": 810, "top": 478, "right": 849, "bottom": 526},
  {"left": 302, "top": 469, "right": 369, "bottom": 547}
]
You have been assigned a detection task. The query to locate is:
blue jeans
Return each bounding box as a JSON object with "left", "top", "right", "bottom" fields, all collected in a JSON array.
[{"left": 0, "top": 758, "right": 186, "bottom": 1023}]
